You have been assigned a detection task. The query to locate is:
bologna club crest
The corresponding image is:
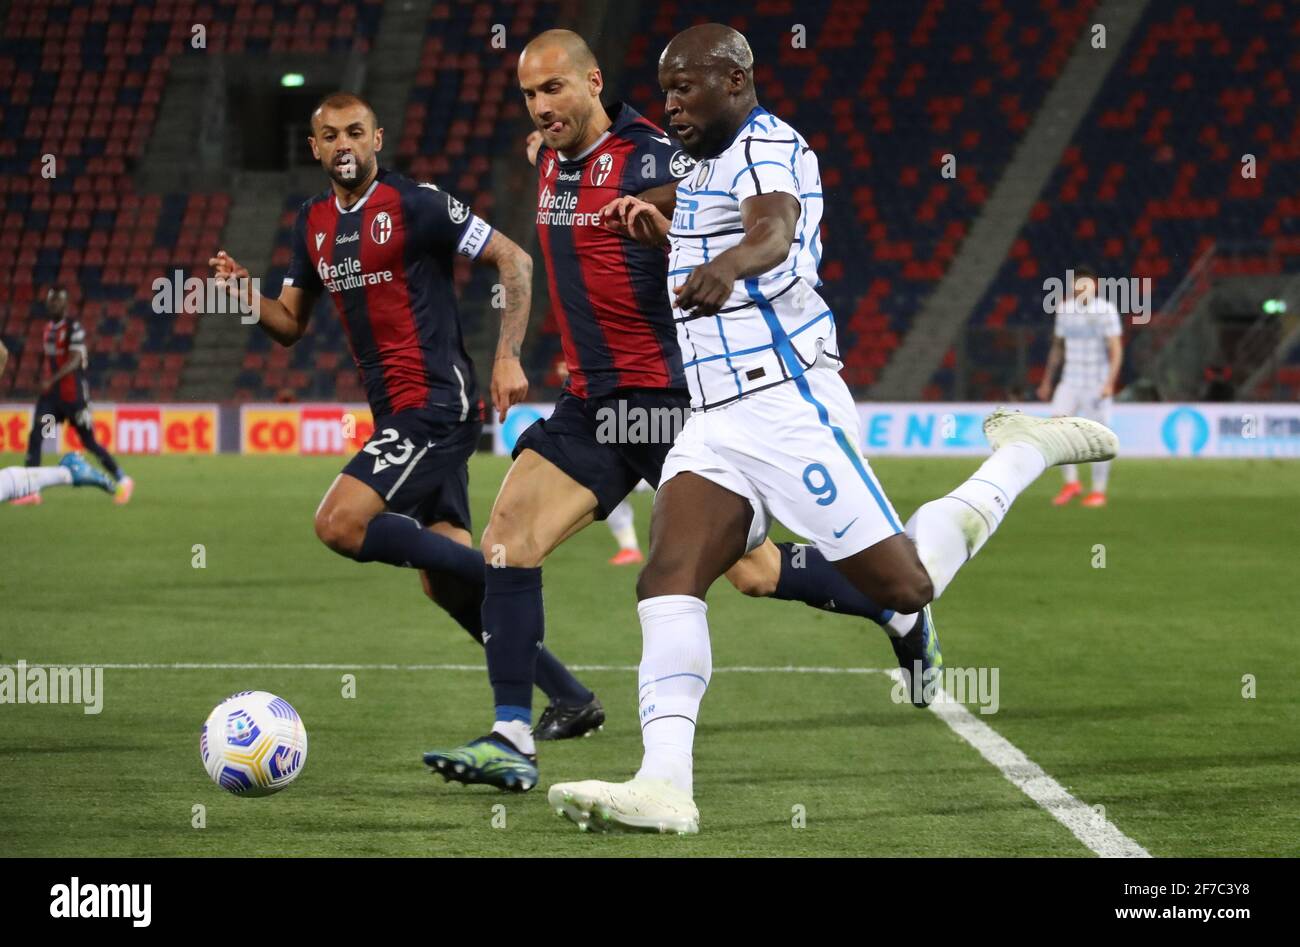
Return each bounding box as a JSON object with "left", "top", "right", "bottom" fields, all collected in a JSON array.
[
  {"left": 591, "top": 152, "right": 614, "bottom": 187},
  {"left": 370, "top": 211, "right": 392, "bottom": 245}
]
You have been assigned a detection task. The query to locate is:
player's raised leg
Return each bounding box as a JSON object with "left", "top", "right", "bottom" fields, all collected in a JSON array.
[
  {"left": 1, "top": 452, "right": 114, "bottom": 503},
  {"left": 832, "top": 408, "right": 1118, "bottom": 702},
  {"left": 550, "top": 471, "right": 751, "bottom": 834}
]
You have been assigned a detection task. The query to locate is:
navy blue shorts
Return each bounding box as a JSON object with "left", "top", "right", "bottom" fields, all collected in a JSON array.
[
  {"left": 512, "top": 388, "right": 690, "bottom": 519},
  {"left": 342, "top": 409, "right": 482, "bottom": 530},
  {"left": 34, "top": 396, "right": 90, "bottom": 426}
]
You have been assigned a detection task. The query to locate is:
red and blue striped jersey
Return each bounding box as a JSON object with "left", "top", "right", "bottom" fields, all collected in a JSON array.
[
  {"left": 43, "top": 318, "right": 88, "bottom": 403},
  {"left": 535, "top": 102, "right": 695, "bottom": 398},
  {"left": 283, "top": 168, "right": 491, "bottom": 419}
]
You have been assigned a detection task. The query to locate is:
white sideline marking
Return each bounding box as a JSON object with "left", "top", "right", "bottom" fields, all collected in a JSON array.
[
  {"left": 33, "top": 662, "right": 892, "bottom": 673},
  {"left": 32, "top": 660, "right": 1149, "bottom": 855},
  {"left": 917, "top": 676, "right": 1152, "bottom": 858}
]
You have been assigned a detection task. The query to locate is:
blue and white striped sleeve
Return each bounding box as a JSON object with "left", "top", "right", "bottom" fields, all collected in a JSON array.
[{"left": 729, "top": 135, "right": 801, "bottom": 205}]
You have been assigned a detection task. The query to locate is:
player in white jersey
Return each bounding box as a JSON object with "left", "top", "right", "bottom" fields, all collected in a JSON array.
[
  {"left": 1037, "top": 267, "right": 1124, "bottom": 507},
  {"left": 548, "top": 24, "right": 1118, "bottom": 834}
]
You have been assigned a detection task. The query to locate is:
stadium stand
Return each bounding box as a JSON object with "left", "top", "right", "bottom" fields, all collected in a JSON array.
[
  {"left": 955, "top": 0, "right": 1300, "bottom": 400},
  {"left": 0, "top": 0, "right": 383, "bottom": 403}
]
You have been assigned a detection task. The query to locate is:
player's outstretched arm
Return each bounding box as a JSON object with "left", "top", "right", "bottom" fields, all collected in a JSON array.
[
  {"left": 476, "top": 229, "right": 532, "bottom": 420},
  {"left": 674, "top": 192, "right": 799, "bottom": 318},
  {"left": 599, "top": 196, "right": 670, "bottom": 247},
  {"left": 209, "top": 250, "right": 316, "bottom": 347}
]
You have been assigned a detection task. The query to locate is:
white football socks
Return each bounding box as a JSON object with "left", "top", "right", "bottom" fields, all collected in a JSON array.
[
  {"left": 1091, "top": 460, "right": 1111, "bottom": 493},
  {"left": 0, "top": 465, "right": 71, "bottom": 502},
  {"left": 606, "top": 499, "right": 639, "bottom": 551},
  {"left": 635, "top": 595, "right": 711, "bottom": 797},
  {"left": 1061, "top": 463, "right": 1080, "bottom": 484},
  {"left": 905, "top": 441, "right": 1047, "bottom": 601},
  {"left": 491, "top": 719, "right": 535, "bottom": 756}
]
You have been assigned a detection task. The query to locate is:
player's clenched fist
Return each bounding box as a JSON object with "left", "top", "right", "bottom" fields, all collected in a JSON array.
[
  {"left": 490, "top": 356, "right": 529, "bottom": 421},
  {"left": 674, "top": 257, "right": 739, "bottom": 319},
  {"left": 599, "top": 196, "right": 670, "bottom": 247}
]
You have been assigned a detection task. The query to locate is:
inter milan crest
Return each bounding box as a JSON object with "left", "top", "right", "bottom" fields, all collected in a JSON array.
[
  {"left": 370, "top": 211, "right": 392, "bottom": 245},
  {"left": 591, "top": 152, "right": 614, "bottom": 187}
]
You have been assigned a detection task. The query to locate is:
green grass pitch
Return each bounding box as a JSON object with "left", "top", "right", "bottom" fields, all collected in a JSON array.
[{"left": 1, "top": 451, "right": 1297, "bottom": 856}]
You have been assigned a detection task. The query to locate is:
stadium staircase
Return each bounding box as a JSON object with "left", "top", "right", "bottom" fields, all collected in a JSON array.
[
  {"left": 871, "top": 0, "right": 1149, "bottom": 400},
  {"left": 179, "top": 1, "right": 408, "bottom": 401}
]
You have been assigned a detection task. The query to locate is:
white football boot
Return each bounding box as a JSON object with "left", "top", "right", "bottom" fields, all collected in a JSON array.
[
  {"left": 983, "top": 407, "right": 1119, "bottom": 466},
  {"left": 548, "top": 777, "right": 700, "bottom": 835}
]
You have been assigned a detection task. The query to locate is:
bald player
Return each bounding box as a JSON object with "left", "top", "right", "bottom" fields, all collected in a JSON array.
[
  {"left": 424, "top": 30, "right": 921, "bottom": 793},
  {"left": 547, "top": 24, "right": 1117, "bottom": 834}
]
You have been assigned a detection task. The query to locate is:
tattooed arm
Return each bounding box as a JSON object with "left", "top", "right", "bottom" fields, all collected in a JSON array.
[{"left": 476, "top": 229, "right": 533, "bottom": 420}]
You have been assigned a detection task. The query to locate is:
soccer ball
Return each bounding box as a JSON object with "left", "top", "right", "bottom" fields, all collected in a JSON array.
[{"left": 200, "top": 690, "right": 308, "bottom": 797}]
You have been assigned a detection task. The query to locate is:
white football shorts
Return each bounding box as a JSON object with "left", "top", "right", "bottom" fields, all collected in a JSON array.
[
  {"left": 660, "top": 361, "right": 903, "bottom": 561},
  {"left": 1050, "top": 384, "right": 1112, "bottom": 425}
]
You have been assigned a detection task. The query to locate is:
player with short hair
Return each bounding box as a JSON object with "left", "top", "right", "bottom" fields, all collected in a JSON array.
[
  {"left": 17, "top": 287, "right": 131, "bottom": 506},
  {"left": 1037, "top": 267, "right": 1123, "bottom": 507},
  {"left": 423, "top": 29, "right": 942, "bottom": 793},
  {"left": 210, "top": 92, "right": 599, "bottom": 731},
  {"left": 547, "top": 24, "right": 1118, "bottom": 834}
]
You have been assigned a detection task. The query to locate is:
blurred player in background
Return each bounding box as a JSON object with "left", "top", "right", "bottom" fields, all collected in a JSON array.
[
  {"left": 1, "top": 453, "right": 116, "bottom": 503},
  {"left": 605, "top": 496, "right": 643, "bottom": 565},
  {"left": 547, "top": 24, "right": 1118, "bottom": 833},
  {"left": 424, "top": 30, "right": 921, "bottom": 793},
  {"left": 210, "top": 92, "right": 599, "bottom": 733},
  {"left": 1037, "top": 267, "right": 1123, "bottom": 507},
  {"left": 17, "top": 286, "right": 131, "bottom": 506},
  {"left": 2, "top": 334, "right": 114, "bottom": 502}
]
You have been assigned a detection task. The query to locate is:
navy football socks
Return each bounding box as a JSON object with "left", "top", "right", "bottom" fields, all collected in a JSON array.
[
  {"left": 448, "top": 595, "right": 591, "bottom": 707},
  {"left": 357, "top": 512, "right": 482, "bottom": 580},
  {"left": 360, "top": 514, "right": 593, "bottom": 709},
  {"left": 773, "top": 541, "right": 892, "bottom": 626},
  {"left": 483, "top": 565, "right": 545, "bottom": 723}
]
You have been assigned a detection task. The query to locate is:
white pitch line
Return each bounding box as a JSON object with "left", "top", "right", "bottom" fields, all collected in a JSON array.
[
  {"left": 26, "top": 662, "right": 890, "bottom": 674},
  {"left": 923, "top": 680, "right": 1152, "bottom": 858}
]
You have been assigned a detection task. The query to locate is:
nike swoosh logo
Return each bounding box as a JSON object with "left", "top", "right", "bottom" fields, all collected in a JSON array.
[
  {"left": 832, "top": 518, "right": 859, "bottom": 539},
  {"left": 652, "top": 136, "right": 671, "bottom": 144}
]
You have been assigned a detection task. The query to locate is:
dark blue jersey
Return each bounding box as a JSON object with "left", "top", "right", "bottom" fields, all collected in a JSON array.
[
  {"left": 534, "top": 102, "right": 694, "bottom": 398},
  {"left": 283, "top": 168, "right": 492, "bottom": 418}
]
